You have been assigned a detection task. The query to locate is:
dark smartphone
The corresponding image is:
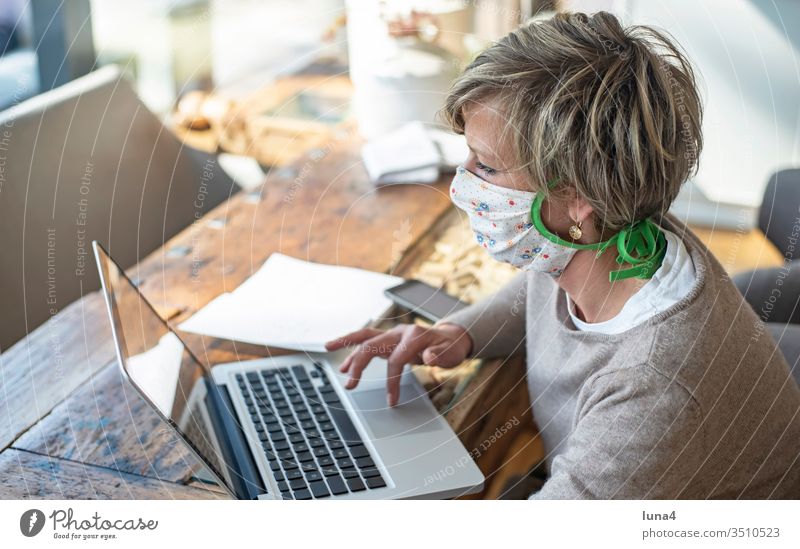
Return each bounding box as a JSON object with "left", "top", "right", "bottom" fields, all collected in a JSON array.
[{"left": 384, "top": 279, "right": 468, "bottom": 323}]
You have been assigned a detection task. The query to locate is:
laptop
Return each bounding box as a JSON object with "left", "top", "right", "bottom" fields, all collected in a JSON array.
[{"left": 93, "top": 241, "right": 484, "bottom": 500}]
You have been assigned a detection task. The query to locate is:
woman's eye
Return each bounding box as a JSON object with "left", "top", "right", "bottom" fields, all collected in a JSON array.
[{"left": 475, "top": 160, "right": 496, "bottom": 176}]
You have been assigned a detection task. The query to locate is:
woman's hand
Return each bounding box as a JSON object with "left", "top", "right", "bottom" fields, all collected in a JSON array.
[{"left": 323, "top": 323, "right": 473, "bottom": 407}]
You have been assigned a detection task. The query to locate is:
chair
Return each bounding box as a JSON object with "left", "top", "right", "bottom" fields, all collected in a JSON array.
[
  {"left": 733, "top": 168, "right": 800, "bottom": 385},
  {"left": 0, "top": 65, "right": 239, "bottom": 350}
]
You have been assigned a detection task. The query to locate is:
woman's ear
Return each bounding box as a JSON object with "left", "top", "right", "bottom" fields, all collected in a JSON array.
[{"left": 568, "top": 195, "right": 595, "bottom": 226}]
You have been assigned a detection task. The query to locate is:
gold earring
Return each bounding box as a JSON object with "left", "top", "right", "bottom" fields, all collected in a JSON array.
[{"left": 568, "top": 220, "right": 583, "bottom": 240}]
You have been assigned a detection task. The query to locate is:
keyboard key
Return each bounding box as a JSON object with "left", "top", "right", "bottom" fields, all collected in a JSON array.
[
  {"left": 277, "top": 481, "right": 288, "bottom": 492},
  {"left": 296, "top": 451, "right": 314, "bottom": 462},
  {"left": 286, "top": 469, "right": 303, "bottom": 481},
  {"left": 289, "top": 433, "right": 305, "bottom": 444},
  {"left": 309, "top": 438, "right": 326, "bottom": 448},
  {"left": 342, "top": 469, "right": 359, "bottom": 479},
  {"left": 332, "top": 448, "right": 349, "bottom": 460},
  {"left": 318, "top": 456, "right": 334, "bottom": 467},
  {"left": 282, "top": 460, "right": 298, "bottom": 470},
  {"left": 327, "top": 475, "right": 348, "bottom": 495},
  {"left": 322, "top": 467, "right": 339, "bottom": 477},
  {"left": 305, "top": 470, "right": 323, "bottom": 482},
  {"left": 349, "top": 444, "right": 369, "bottom": 458},
  {"left": 356, "top": 457, "right": 374, "bottom": 469},
  {"left": 310, "top": 370, "right": 320, "bottom": 378},
  {"left": 347, "top": 477, "right": 366, "bottom": 492},
  {"left": 270, "top": 431, "right": 286, "bottom": 442},
  {"left": 319, "top": 422, "right": 335, "bottom": 432},
  {"left": 337, "top": 458, "right": 354, "bottom": 469},
  {"left": 313, "top": 447, "right": 330, "bottom": 458},
  {"left": 309, "top": 480, "right": 330, "bottom": 498},
  {"left": 366, "top": 476, "right": 387, "bottom": 489},
  {"left": 361, "top": 468, "right": 381, "bottom": 479},
  {"left": 277, "top": 450, "right": 294, "bottom": 461},
  {"left": 292, "top": 365, "right": 310, "bottom": 381},
  {"left": 273, "top": 440, "right": 290, "bottom": 451},
  {"left": 293, "top": 489, "right": 312, "bottom": 500},
  {"left": 301, "top": 420, "right": 317, "bottom": 430},
  {"left": 289, "top": 478, "right": 307, "bottom": 491},
  {"left": 328, "top": 406, "right": 361, "bottom": 445},
  {"left": 293, "top": 442, "right": 309, "bottom": 453},
  {"left": 328, "top": 440, "right": 344, "bottom": 450},
  {"left": 300, "top": 462, "right": 319, "bottom": 473},
  {"left": 297, "top": 412, "right": 312, "bottom": 421}
]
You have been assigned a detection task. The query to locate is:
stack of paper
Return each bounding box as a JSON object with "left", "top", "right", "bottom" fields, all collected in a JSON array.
[
  {"left": 179, "top": 254, "right": 403, "bottom": 352},
  {"left": 361, "top": 121, "right": 469, "bottom": 186}
]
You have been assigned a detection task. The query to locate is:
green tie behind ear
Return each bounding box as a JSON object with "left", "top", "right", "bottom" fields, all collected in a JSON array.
[{"left": 529, "top": 186, "right": 667, "bottom": 282}]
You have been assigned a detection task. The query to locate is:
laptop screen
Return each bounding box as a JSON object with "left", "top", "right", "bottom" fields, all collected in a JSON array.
[{"left": 93, "top": 242, "right": 232, "bottom": 494}]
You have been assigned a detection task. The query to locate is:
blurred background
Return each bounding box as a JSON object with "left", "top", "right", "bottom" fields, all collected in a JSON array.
[
  {"left": 2, "top": 0, "right": 798, "bottom": 207},
  {"left": 1, "top": 0, "right": 799, "bottom": 350}
]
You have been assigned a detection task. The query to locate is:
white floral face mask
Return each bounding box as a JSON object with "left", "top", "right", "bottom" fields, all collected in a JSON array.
[
  {"left": 449, "top": 165, "right": 577, "bottom": 276},
  {"left": 449, "top": 165, "right": 670, "bottom": 281}
]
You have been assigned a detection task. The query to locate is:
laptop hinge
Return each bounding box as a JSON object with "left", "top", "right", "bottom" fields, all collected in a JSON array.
[{"left": 204, "top": 378, "right": 267, "bottom": 500}]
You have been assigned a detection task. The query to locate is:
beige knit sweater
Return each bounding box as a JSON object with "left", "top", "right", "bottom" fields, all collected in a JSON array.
[{"left": 442, "top": 215, "right": 800, "bottom": 499}]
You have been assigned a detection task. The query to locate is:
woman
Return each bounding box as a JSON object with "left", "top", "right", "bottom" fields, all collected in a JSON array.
[{"left": 326, "top": 12, "right": 800, "bottom": 498}]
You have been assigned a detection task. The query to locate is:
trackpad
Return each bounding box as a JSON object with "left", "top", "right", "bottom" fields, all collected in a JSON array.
[{"left": 350, "top": 388, "right": 445, "bottom": 439}]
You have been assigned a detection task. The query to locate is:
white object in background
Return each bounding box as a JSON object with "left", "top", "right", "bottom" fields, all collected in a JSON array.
[
  {"left": 346, "top": 0, "right": 462, "bottom": 140},
  {"left": 362, "top": 121, "right": 442, "bottom": 184},
  {"left": 125, "top": 332, "right": 185, "bottom": 416},
  {"left": 427, "top": 127, "right": 469, "bottom": 170},
  {"left": 178, "top": 253, "right": 403, "bottom": 352},
  {"left": 669, "top": 180, "right": 757, "bottom": 231},
  {"left": 217, "top": 153, "right": 266, "bottom": 191},
  {"left": 376, "top": 166, "right": 441, "bottom": 186}
]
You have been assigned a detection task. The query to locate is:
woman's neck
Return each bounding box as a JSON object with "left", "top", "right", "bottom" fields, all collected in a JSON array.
[{"left": 557, "top": 247, "right": 647, "bottom": 323}]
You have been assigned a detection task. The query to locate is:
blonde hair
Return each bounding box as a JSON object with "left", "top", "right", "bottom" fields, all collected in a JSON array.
[{"left": 441, "top": 11, "right": 703, "bottom": 232}]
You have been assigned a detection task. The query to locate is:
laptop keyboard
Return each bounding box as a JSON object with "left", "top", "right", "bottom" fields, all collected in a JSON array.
[{"left": 235, "top": 362, "right": 387, "bottom": 499}]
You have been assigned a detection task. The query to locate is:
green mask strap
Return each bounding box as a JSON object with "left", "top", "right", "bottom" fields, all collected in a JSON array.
[{"left": 529, "top": 189, "right": 667, "bottom": 282}]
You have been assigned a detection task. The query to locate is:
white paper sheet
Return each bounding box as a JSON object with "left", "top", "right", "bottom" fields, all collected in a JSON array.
[{"left": 178, "top": 254, "right": 403, "bottom": 352}]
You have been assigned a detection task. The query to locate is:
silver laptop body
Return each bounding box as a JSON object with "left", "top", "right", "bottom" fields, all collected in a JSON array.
[{"left": 93, "top": 241, "right": 484, "bottom": 500}]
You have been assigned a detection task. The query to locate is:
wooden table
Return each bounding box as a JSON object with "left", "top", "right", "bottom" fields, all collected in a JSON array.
[{"left": 0, "top": 115, "right": 535, "bottom": 499}]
